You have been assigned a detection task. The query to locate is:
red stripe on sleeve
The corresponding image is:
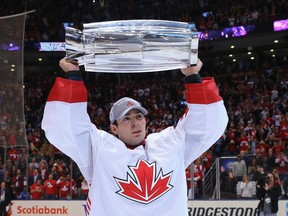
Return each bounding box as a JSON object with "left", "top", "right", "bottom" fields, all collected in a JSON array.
[
  {"left": 47, "top": 77, "right": 87, "bottom": 103},
  {"left": 185, "top": 77, "right": 222, "bottom": 104}
]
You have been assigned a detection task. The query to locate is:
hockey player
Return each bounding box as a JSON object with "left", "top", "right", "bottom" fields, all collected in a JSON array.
[{"left": 42, "top": 57, "right": 228, "bottom": 216}]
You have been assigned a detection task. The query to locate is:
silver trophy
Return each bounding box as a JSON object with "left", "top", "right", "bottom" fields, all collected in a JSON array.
[{"left": 66, "top": 20, "right": 199, "bottom": 73}]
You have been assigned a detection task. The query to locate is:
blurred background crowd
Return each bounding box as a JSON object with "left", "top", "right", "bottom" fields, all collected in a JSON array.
[
  {"left": 0, "top": 0, "right": 287, "bottom": 41},
  {"left": 0, "top": 0, "right": 287, "bottom": 201}
]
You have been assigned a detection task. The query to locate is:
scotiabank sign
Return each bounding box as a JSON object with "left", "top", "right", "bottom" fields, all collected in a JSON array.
[
  {"left": 11, "top": 200, "right": 287, "bottom": 216},
  {"left": 17, "top": 205, "right": 68, "bottom": 214},
  {"left": 11, "top": 201, "right": 85, "bottom": 216}
]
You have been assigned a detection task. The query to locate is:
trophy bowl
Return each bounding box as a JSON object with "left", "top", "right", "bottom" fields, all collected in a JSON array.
[{"left": 66, "top": 20, "right": 199, "bottom": 73}]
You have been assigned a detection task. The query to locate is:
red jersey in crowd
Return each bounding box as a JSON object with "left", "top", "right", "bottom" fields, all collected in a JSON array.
[
  {"left": 44, "top": 178, "right": 58, "bottom": 196},
  {"left": 203, "top": 152, "right": 213, "bottom": 170},
  {"left": 272, "top": 142, "right": 285, "bottom": 153},
  {"left": 228, "top": 139, "right": 237, "bottom": 153},
  {"left": 12, "top": 170, "right": 23, "bottom": 195},
  {"left": 238, "top": 132, "right": 250, "bottom": 152},
  {"left": 71, "top": 179, "right": 77, "bottom": 198},
  {"left": 256, "top": 140, "right": 270, "bottom": 155},
  {"left": 30, "top": 180, "right": 43, "bottom": 199},
  {"left": 67, "top": 176, "right": 77, "bottom": 198},
  {"left": 280, "top": 117, "right": 288, "bottom": 144},
  {"left": 57, "top": 178, "right": 70, "bottom": 199},
  {"left": 81, "top": 180, "right": 89, "bottom": 198},
  {"left": 194, "top": 164, "right": 205, "bottom": 181},
  {"left": 8, "top": 131, "right": 16, "bottom": 145},
  {"left": 239, "top": 140, "right": 249, "bottom": 152},
  {"left": 7, "top": 148, "right": 18, "bottom": 162},
  {"left": 275, "top": 152, "right": 288, "bottom": 175},
  {"left": 185, "top": 168, "right": 191, "bottom": 189}
]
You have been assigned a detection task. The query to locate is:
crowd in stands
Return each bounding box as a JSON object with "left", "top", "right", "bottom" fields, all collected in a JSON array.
[
  {"left": 1, "top": 0, "right": 288, "bottom": 42},
  {"left": 0, "top": 0, "right": 287, "bottom": 201}
]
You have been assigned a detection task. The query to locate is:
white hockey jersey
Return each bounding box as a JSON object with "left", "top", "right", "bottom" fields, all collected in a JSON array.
[{"left": 42, "top": 77, "right": 228, "bottom": 216}]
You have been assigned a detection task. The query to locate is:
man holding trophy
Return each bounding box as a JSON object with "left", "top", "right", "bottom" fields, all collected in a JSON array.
[{"left": 42, "top": 20, "right": 228, "bottom": 216}]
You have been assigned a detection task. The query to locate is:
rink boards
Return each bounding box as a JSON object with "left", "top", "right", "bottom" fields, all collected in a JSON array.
[{"left": 10, "top": 200, "right": 287, "bottom": 216}]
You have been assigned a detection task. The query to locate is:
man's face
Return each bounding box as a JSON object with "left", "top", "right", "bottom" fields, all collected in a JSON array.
[
  {"left": 266, "top": 174, "right": 274, "bottom": 184},
  {"left": 34, "top": 169, "right": 38, "bottom": 175},
  {"left": 110, "top": 109, "right": 146, "bottom": 146}
]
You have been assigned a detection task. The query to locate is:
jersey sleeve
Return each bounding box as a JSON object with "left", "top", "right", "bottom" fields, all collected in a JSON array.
[
  {"left": 41, "top": 77, "right": 95, "bottom": 183},
  {"left": 175, "top": 77, "right": 228, "bottom": 167}
]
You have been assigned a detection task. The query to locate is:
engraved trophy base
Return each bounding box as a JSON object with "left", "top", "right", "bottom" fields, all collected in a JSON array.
[{"left": 66, "top": 20, "right": 199, "bottom": 73}]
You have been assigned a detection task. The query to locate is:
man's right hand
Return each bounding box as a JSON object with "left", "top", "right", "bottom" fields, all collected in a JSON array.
[
  {"left": 59, "top": 57, "right": 79, "bottom": 73},
  {"left": 180, "top": 58, "right": 203, "bottom": 76}
]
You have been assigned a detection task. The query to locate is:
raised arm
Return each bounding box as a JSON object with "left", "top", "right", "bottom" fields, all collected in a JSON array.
[
  {"left": 177, "top": 60, "right": 228, "bottom": 166},
  {"left": 42, "top": 58, "right": 94, "bottom": 183}
]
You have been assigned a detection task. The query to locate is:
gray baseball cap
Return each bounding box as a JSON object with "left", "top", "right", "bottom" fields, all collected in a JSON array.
[{"left": 109, "top": 97, "right": 148, "bottom": 123}]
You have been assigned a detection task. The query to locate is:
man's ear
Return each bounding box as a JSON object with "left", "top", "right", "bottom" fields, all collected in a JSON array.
[{"left": 110, "top": 124, "right": 118, "bottom": 135}]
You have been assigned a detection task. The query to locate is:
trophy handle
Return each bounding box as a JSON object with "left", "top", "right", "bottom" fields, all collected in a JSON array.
[
  {"left": 65, "top": 27, "right": 85, "bottom": 62},
  {"left": 189, "top": 23, "right": 199, "bottom": 66}
]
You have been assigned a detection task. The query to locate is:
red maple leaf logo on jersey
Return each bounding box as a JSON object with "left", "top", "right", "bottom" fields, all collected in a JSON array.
[{"left": 114, "top": 159, "right": 173, "bottom": 204}]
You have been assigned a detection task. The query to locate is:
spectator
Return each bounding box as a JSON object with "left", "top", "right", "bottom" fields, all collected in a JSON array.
[
  {"left": 192, "top": 171, "right": 201, "bottom": 199},
  {"left": 193, "top": 158, "right": 205, "bottom": 199},
  {"left": 0, "top": 181, "right": 11, "bottom": 216},
  {"left": 228, "top": 139, "right": 237, "bottom": 156},
  {"left": 256, "top": 140, "right": 270, "bottom": 156},
  {"left": 185, "top": 167, "right": 191, "bottom": 196},
  {"left": 254, "top": 149, "right": 265, "bottom": 167},
  {"left": 7, "top": 147, "right": 18, "bottom": 163},
  {"left": 280, "top": 114, "right": 288, "bottom": 146},
  {"left": 66, "top": 174, "right": 77, "bottom": 199},
  {"left": 5, "top": 161, "right": 13, "bottom": 173},
  {"left": 18, "top": 185, "right": 29, "bottom": 200},
  {"left": 256, "top": 172, "right": 281, "bottom": 215},
  {"left": 213, "top": 135, "right": 225, "bottom": 156},
  {"left": 28, "top": 157, "right": 39, "bottom": 171},
  {"left": 50, "top": 163, "right": 60, "bottom": 180},
  {"left": 239, "top": 175, "right": 254, "bottom": 199},
  {"left": 221, "top": 169, "right": 238, "bottom": 199},
  {"left": 30, "top": 179, "right": 43, "bottom": 200},
  {"left": 271, "top": 140, "right": 285, "bottom": 155},
  {"left": 38, "top": 161, "right": 49, "bottom": 181},
  {"left": 265, "top": 148, "right": 276, "bottom": 173},
  {"left": 248, "top": 158, "right": 258, "bottom": 181},
  {"left": 272, "top": 169, "right": 282, "bottom": 187},
  {"left": 202, "top": 151, "right": 213, "bottom": 172},
  {"left": 43, "top": 174, "right": 58, "bottom": 200},
  {"left": 238, "top": 131, "right": 250, "bottom": 153},
  {"left": 11, "top": 169, "right": 23, "bottom": 197},
  {"left": 282, "top": 173, "right": 288, "bottom": 199},
  {"left": 275, "top": 152, "right": 288, "bottom": 181},
  {"left": 28, "top": 169, "right": 42, "bottom": 188},
  {"left": 57, "top": 176, "right": 70, "bottom": 200},
  {"left": 53, "top": 159, "right": 66, "bottom": 178},
  {"left": 80, "top": 179, "right": 89, "bottom": 200},
  {"left": 232, "top": 155, "right": 247, "bottom": 181}
]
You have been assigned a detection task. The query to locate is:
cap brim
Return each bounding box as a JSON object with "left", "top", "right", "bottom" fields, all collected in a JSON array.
[{"left": 116, "top": 105, "right": 148, "bottom": 120}]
